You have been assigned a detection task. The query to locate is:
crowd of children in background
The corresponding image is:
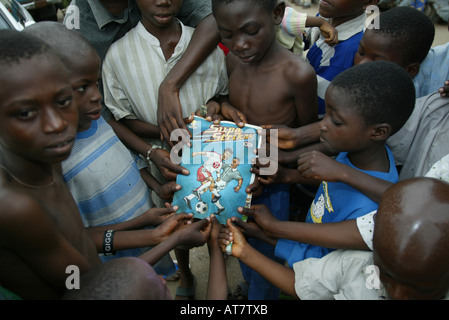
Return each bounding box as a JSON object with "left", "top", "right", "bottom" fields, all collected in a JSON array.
[{"left": 0, "top": 0, "right": 449, "bottom": 301}]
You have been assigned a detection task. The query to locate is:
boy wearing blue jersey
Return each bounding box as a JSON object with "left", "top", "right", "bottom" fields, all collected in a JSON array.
[
  {"left": 244, "top": 61, "right": 415, "bottom": 267},
  {"left": 305, "top": 0, "right": 377, "bottom": 117}
]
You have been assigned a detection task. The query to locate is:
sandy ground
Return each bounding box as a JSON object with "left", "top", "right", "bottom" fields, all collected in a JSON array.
[
  {"left": 166, "top": 248, "right": 244, "bottom": 300},
  {"left": 165, "top": 2, "right": 448, "bottom": 301}
]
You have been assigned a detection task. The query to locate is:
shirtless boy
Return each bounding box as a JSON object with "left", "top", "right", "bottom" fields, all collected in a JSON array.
[
  {"left": 0, "top": 30, "right": 102, "bottom": 299},
  {"left": 211, "top": 0, "right": 318, "bottom": 300},
  {"left": 212, "top": 0, "right": 318, "bottom": 128}
]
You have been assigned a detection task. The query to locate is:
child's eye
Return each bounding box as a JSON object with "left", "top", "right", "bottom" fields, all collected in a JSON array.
[
  {"left": 331, "top": 118, "right": 343, "bottom": 126},
  {"left": 246, "top": 28, "right": 259, "bottom": 36},
  {"left": 57, "top": 96, "right": 73, "bottom": 108},
  {"left": 76, "top": 85, "right": 87, "bottom": 93},
  {"left": 17, "top": 109, "right": 37, "bottom": 120}
]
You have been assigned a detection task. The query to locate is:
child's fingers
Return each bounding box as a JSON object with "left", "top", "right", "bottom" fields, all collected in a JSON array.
[
  {"left": 238, "top": 206, "right": 255, "bottom": 217},
  {"left": 218, "top": 227, "right": 233, "bottom": 248}
]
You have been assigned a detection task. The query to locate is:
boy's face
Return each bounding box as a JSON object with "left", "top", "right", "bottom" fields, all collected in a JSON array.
[
  {"left": 320, "top": 85, "right": 372, "bottom": 154},
  {"left": 354, "top": 30, "right": 405, "bottom": 69},
  {"left": 373, "top": 179, "right": 449, "bottom": 300},
  {"left": 69, "top": 50, "right": 102, "bottom": 132},
  {"left": 214, "top": 1, "right": 281, "bottom": 64},
  {"left": 0, "top": 55, "right": 78, "bottom": 164},
  {"left": 374, "top": 252, "right": 449, "bottom": 300},
  {"left": 137, "top": 0, "right": 183, "bottom": 29},
  {"left": 319, "top": 0, "right": 367, "bottom": 20},
  {"left": 231, "top": 158, "right": 240, "bottom": 168}
]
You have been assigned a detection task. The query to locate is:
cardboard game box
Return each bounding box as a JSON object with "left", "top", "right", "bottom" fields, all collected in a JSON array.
[{"left": 172, "top": 116, "right": 261, "bottom": 225}]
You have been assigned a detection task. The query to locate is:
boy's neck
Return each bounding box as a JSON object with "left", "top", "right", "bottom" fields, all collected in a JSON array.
[
  {"left": 0, "top": 150, "right": 56, "bottom": 188},
  {"left": 348, "top": 144, "right": 390, "bottom": 172},
  {"left": 329, "top": 11, "right": 364, "bottom": 28},
  {"left": 140, "top": 19, "right": 182, "bottom": 60},
  {"left": 77, "top": 119, "right": 94, "bottom": 133}
]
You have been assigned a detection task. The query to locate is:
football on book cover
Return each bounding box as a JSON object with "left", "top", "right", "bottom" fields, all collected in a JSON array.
[{"left": 172, "top": 116, "right": 261, "bottom": 225}]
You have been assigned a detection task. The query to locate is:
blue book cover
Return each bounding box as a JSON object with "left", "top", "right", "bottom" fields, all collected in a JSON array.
[{"left": 172, "top": 116, "right": 261, "bottom": 225}]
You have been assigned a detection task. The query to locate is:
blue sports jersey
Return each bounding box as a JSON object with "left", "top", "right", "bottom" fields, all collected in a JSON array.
[
  {"left": 275, "top": 147, "right": 398, "bottom": 267},
  {"left": 306, "top": 13, "right": 366, "bottom": 115}
]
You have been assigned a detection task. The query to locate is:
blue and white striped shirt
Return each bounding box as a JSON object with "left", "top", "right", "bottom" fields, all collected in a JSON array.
[{"left": 62, "top": 117, "right": 151, "bottom": 228}]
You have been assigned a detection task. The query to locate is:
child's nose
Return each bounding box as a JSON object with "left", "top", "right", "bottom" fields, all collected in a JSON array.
[
  {"left": 42, "top": 107, "right": 68, "bottom": 134},
  {"left": 319, "top": 119, "right": 327, "bottom": 132},
  {"left": 90, "top": 87, "right": 102, "bottom": 103},
  {"left": 233, "top": 35, "right": 249, "bottom": 52},
  {"left": 155, "top": 0, "right": 171, "bottom": 6}
]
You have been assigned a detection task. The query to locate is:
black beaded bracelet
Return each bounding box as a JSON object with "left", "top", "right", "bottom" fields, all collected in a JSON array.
[{"left": 103, "top": 230, "right": 116, "bottom": 256}]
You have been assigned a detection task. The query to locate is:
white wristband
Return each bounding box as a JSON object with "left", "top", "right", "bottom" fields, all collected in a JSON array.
[
  {"left": 225, "top": 242, "right": 233, "bottom": 256},
  {"left": 146, "top": 145, "right": 163, "bottom": 163}
]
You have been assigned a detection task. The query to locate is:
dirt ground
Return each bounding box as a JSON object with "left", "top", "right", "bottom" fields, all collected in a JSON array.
[{"left": 166, "top": 247, "right": 244, "bottom": 300}]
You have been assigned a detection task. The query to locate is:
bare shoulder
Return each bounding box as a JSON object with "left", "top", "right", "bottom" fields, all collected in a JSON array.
[
  {"left": 281, "top": 50, "right": 316, "bottom": 85},
  {"left": 0, "top": 184, "right": 58, "bottom": 247},
  {"left": 226, "top": 52, "right": 240, "bottom": 76}
]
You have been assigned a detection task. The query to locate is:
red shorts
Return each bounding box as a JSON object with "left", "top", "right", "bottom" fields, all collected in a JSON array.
[{"left": 197, "top": 166, "right": 211, "bottom": 182}]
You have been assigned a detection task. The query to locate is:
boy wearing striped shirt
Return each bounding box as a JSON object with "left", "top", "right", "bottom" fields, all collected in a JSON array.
[{"left": 102, "top": 0, "right": 229, "bottom": 206}]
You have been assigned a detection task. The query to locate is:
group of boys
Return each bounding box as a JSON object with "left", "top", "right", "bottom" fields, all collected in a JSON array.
[{"left": 1, "top": 0, "right": 449, "bottom": 301}]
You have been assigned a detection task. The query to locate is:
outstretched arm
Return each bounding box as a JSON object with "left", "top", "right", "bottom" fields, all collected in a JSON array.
[
  {"left": 157, "top": 14, "right": 221, "bottom": 146},
  {"left": 262, "top": 122, "right": 322, "bottom": 152},
  {"left": 240, "top": 204, "right": 369, "bottom": 251},
  {"left": 138, "top": 216, "right": 212, "bottom": 266},
  {"left": 225, "top": 219, "right": 298, "bottom": 298},
  {"left": 206, "top": 215, "right": 228, "bottom": 300},
  {"left": 297, "top": 151, "right": 393, "bottom": 203}
]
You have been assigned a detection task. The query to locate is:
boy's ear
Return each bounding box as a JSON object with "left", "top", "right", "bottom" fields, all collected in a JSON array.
[
  {"left": 370, "top": 123, "right": 391, "bottom": 141},
  {"left": 273, "top": 1, "right": 286, "bottom": 25},
  {"left": 404, "top": 62, "right": 420, "bottom": 79}
]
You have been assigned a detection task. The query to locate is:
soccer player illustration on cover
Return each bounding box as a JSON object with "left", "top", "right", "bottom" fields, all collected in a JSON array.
[{"left": 183, "top": 148, "right": 233, "bottom": 214}]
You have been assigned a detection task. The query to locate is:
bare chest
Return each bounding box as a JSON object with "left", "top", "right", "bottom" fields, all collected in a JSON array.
[
  {"left": 228, "top": 69, "right": 297, "bottom": 126},
  {"left": 28, "top": 182, "right": 99, "bottom": 262}
]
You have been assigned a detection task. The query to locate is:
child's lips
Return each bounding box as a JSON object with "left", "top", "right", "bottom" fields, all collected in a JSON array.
[
  {"left": 319, "top": 0, "right": 332, "bottom": 7},
  {"left": 155, "top": 13, "right": 174, "bottom": 23},
  {"left": 238, "top": 55, "right": 256, "bottom": 63},
  {"left": 87, "top": 112, "right": 101, "bottom": 121},
  {"left": 46, "top": 138, "right": 75, "bottom": 155},
  {"left": 86, "top": 109, "right": 101, "bottom": 120}
]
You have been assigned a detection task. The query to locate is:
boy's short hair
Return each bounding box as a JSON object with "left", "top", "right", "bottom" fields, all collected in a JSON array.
[
  {"left": 330, "top": 61, "right": 415, "bottom": 135},
  {"left": 24, "top": 21, "right": 95, "bottom": 68},
  {"left": 373, "top": 7, "right": 434, "bottom": 66},
  {"left": 212, "top": 0, "right": 277, "bottom": 15},
  {"left": 0, "top": 29, "right": 55, "bottom": 68}
]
